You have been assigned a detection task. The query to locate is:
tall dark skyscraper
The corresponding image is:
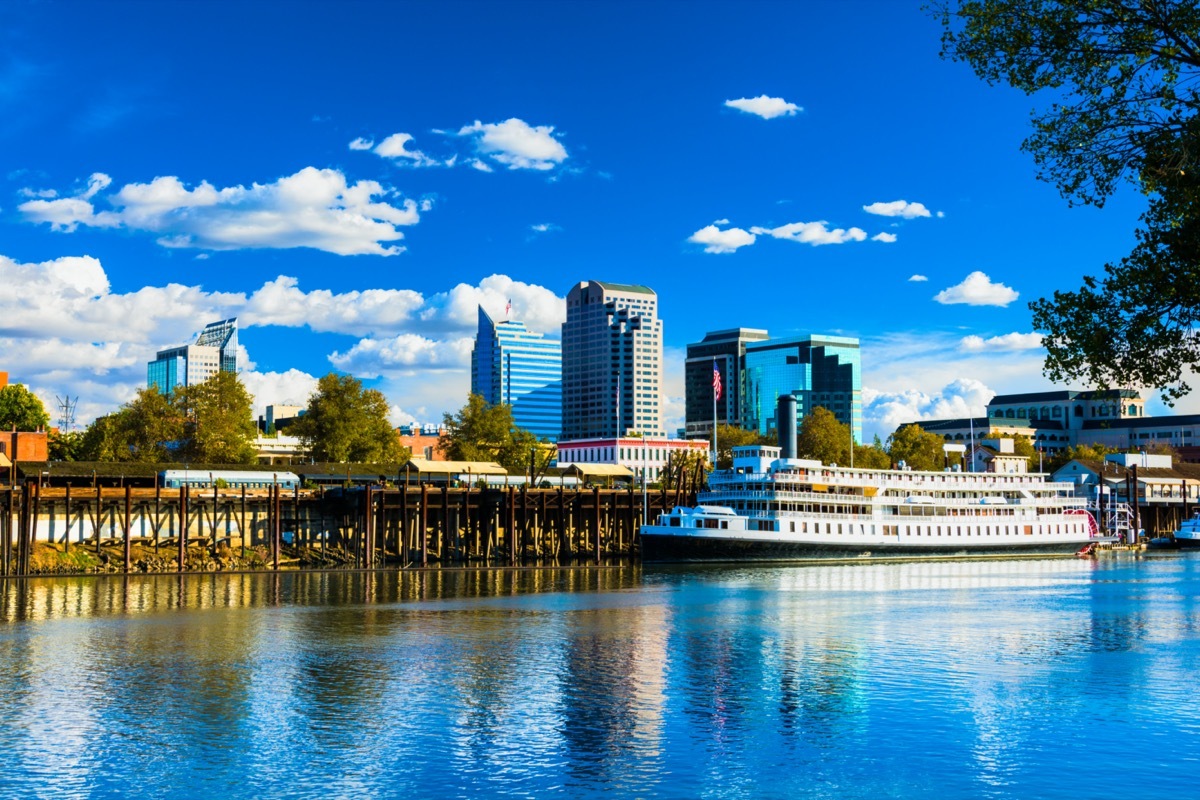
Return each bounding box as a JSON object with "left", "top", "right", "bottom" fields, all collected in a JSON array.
[{"left": 684, "top": 328, "right": 769, "bottom": 438}]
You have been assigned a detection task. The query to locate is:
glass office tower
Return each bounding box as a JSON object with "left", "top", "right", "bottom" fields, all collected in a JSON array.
[
  {"left": 471, "top": 306, "right": 562, "bottom": 440},
  {"left": 743, "top": 334, "right": 862, "bottom": 443},
  {"left": 147, "top": 318, "right": 240, "bottom": 393}
]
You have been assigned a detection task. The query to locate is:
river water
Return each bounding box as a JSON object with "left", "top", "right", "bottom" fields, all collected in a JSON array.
[{"left": 1, "top": 555, "right": 1198, "bottom": 799}]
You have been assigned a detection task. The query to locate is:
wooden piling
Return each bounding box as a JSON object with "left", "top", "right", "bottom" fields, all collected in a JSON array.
[{"left": 123, "top": 485, "right": 132, "bottom": 574}]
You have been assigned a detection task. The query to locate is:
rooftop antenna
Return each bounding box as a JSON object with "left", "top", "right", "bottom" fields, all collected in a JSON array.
[{"left": 55, "top": 395, "right": 78, "bottom": 432}]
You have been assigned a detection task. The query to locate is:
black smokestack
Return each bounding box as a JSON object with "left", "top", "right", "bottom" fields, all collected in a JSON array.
[{"left": 777, "top": 394, "right": 797, "bottom": 460}]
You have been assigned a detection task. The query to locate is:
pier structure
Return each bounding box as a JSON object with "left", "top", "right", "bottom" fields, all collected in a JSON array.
[{"left": 0, "top": 480, "right": 700, "bottom": 577}]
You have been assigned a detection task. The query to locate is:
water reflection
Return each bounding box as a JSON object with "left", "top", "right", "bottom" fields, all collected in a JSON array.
[{"left": 1, "top": 557, "right": 1199, "bottom": 798}]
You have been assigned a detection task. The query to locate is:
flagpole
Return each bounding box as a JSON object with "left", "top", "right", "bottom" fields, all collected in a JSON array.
[{"left": 712, "top": 359, "right": 719, "bottom": 468}]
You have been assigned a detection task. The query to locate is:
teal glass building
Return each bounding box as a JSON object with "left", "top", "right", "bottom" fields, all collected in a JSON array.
[
  {"left": 743, "top": 334, "right": 862, "bottom": 444},
  {"left": 471, "top": 306, "right": 562, "bottom": 440},
  {"left": 147, "top": 318, "right": 239, "bottom": 394}
]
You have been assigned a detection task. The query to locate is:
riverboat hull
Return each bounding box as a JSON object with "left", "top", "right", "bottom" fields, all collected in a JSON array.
[{"left": 640, "top": 529, "right": 1101, "bottom": 563}]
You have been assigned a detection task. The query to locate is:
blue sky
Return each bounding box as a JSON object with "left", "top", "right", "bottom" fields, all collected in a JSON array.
[{"left": 0, "top": 0, "right": 1160, "bottom": 440}]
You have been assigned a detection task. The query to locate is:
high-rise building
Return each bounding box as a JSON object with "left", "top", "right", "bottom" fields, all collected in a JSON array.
[
  {"left": 684, "top": 328, "right": 769, "bottom": 438},
  {"left": 147, "top": 318, "right": 240, "bottom": 393},
  {"left": 471, "top": 306, "right": 562, "bottom": 440},
  {"left": 561, "top": 281, "right": 664, "bottom": 440},
  {"left": 742, "top": 334, "right": 862, "bottom": 443}
]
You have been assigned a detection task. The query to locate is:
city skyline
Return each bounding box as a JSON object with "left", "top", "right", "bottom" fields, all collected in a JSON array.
[{"left": 0, "top": 1, "right": 1166, "bottom": 441}]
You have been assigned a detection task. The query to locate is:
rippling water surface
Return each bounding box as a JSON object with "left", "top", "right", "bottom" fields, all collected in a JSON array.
[{"left": 2, "top": 555, "right": 1199, "bottom": 799}]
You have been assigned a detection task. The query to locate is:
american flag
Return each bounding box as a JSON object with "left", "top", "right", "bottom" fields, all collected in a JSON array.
[
  {"left": 505, "top": 298, "right": 512, "bottom": 317},
  {"left": 712, "top": 360, "right": 721, "bottom": 400}
]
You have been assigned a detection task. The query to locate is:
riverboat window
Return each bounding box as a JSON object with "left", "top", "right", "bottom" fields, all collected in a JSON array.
[{"left": 837, "top": 524, "right": 843, "bottom": 534}]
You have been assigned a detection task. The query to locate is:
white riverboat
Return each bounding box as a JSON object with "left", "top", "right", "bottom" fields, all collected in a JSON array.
[
  {"left": 1170, "top": 512, "right": 1200, "bottom": 548},
  {"left": 640, "top": 445, "right": 1111, "bottom": 563}
]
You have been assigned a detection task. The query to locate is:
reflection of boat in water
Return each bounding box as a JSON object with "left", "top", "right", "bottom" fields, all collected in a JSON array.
[{"left": 641, "top": 445, "right": 1115, "bottom": 563}]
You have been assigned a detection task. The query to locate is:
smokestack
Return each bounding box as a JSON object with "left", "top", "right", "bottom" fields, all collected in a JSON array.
[{"left": 777, "top": 394, "right": 797, "bottom": 460}]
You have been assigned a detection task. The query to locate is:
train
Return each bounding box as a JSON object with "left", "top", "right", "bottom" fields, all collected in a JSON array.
[{"left": 158, "top": 470, "right": 301, "bottom": 490}]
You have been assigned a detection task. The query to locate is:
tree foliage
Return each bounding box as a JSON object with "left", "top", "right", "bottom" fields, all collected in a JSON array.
[
  {"left": 174, "top": 371, "right": 258, "bottom": 464},
  {"left": 0, "top": 384, "right": 50, "bottom": 431},
  {"left": 80, "top": 387, "right": 183, "bottom": 463},
  {"left": 291, "top": 373, "right": 405, "bottom": 463},
  {"left": 934, "top": 1, "right": 1200, "bottom": 401},
  {"left": 661, "top": 448, "right": 710, "bottom": 490},
  {"left": 1045, "top": 441, "right": 1121, "bottom": 472},
  {"left": 887, "top": 424, "right": 947, "bottom": 471},
  {"left": 440, "top": 393, "right": 547, "bottom": 471},
  {"left": 796, "top": 407, "right": 854, "bottom": 465},
  {"left": 48, "top": 430, "right": 84, "bottom": 461}
]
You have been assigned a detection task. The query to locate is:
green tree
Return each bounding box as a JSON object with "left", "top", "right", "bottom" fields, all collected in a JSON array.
[
  {"left": 887, "top": 424, "right": 946, "bottom": 471},
  {"left": 796, "top": 407, "right": 853, "bottom": 465},
  {"left": 174, "top": 371, "right": 258, "bottom": 464},
  {"left": 1046, "top": 441, "right": 1120, "bottom": 473},
  {"left": 934, "top": 1, "right": 1200, "bottom": 401},
  {"left": 0, "top": 384, "right": 50, "bottom": 431},
  {"left": 441, "top": 394, "right": 547, "bottom": 471},
  {"left": 854, "top": 436, "right": 892, "bottom": 470},
  {"left": 79, "top": 388, "right": 184, "bottom": 463},
  {"left": 291, "top": 373, "right": 404, "bottom": 463},
  {"left": 48, "top": 429, "right": 84, "bottom": 461}
]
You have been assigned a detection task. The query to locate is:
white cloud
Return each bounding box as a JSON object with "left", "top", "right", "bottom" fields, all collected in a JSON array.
[
  {"left": 908, "top": 274, "right": 928, "bottom": 282},
  {"left": 864, "top": 378, "right": 996, "bottom": 435},
  {"left": 239, "top": 369, "right": 320, "bottom": 420},
  {"left": 960, "top": 332, "right": 1043, "bottom": 352},
  {"left": 348, "top": 137, "right": 374, "bottom": 151},
  {"left": 863, "top": 200, "right": 932, "bottom": 219},
  {"left": 19, "top": 167, "right": 424, "bottom": 256},
  {"left": 688, "top": 224, "right": 756, "bottom": 254},
  {"left": 329, "top": 334, "right": 473, "bottom": 377},
  {"left": 662, "top": 345, "right": 687, "bottom": 436},
  {"left": 0, "top": 253, "right": 564, "bottom": 427},
  {"left": 242, "top": 276, "right": 426, "bottom": 337},
  {"left": 872, "top": 232, "right": 897, "bottom": 243},
  {"left": 858, "top": 330, "right": 1054, "bottom": 441},
  {"left": 530, "top": 222, "right": 560, "bottom": 233},
  {"left": 724, "top": 95, "right": 802, "bottom": 119},
  {"left": 419, "top": 274, "right": 566, "bottom": 335},
  {"left": 369, "top": 132, "right": 442, "bottom": 167},
  {"left": 933, "top": 271, "right": 1019, "bottom": 307},
  {"left": 750, "top": 221, "right": 867, "bottom": 246},
  {"left": 458, "top": 118, "right": 568, "bottom": 170}
]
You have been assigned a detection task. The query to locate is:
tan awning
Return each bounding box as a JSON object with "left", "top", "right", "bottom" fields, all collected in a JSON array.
[
  {"left": 403, "top": 458, "right": 507, "bottom": 475},
  {"left": 0, "top": 451, "right": 10, "bottom": 468},
  {"left": 563, "top": 463, "right": 635, "bottom": 478}
]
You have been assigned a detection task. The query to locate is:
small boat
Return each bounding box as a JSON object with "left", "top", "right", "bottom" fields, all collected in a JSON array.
[{"left": 1172, "top": 513, "right": 1200, "bottom": 549}]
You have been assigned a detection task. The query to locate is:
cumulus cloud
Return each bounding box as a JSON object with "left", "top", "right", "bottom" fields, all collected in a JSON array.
[
  {"left": 352, "top": 132, "right": 445, "bottom": 167},
  {"left": 864, "top": 378, "right": 995, "bottom": 433},
  {"left": 0, "top": 253, "right": 565, "bottom": 427},
  {"left": 688, "top": 224, "right": 756, "bottom": 254},
  {"left": 933, "top": 271, "right": 1019, "bottom": 307},
  {"left": 863, "top": 200, "right": 932, "bottom": 219},
  {"left": 872, "top": 232, "right": 897, "bottom": 243},
  {"left": 724, "top": 95, "right": 802, "bottom": 119},
  {"left": 530, "top": 222, "right": 560, "bottom": 233},
  {"left": 19, "top": 167, "right": 424, "bottom": 256},
  {"left": 908, "top": 274, "right": 928, "bottom": 282},
  {"left": 458, "top": 118, "right": 568, "bottom": 170},
  {"left": 751, "top": 221, "right": 867, "bottom": 246},
  {"left": 960, "top": 332, "right": 1043, "bottom": 352},
  {"left": 329, "top": 334, "right": 473, "bottom": 377}
]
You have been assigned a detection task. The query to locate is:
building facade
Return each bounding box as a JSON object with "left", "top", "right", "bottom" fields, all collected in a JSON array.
[
  {"left": 561, "top": 281, "right": 664, "bottom": 439},
  {"left": 471, "top": 306, "right": 562, "bottom": 440},
  {"left": 556, "top": 436, "right": 709, "bottom": 483},
  {"left": 684, "top": 328, "right": 769, "bottom": 438},
  {"left": 147, "top": 318, "right": 240, "bottom": 393},
  {"left": 907, "top": 389, "right": 1157, "bottom": 457},
  {"left": 742, "top": 334, "right": 862, "bottom": 444}
]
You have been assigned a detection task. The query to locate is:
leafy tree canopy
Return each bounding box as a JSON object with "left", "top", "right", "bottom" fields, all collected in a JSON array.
[
  {"left": 174, "top": 371, "right": 258, "bottom": 464},
  {"left": 79, "top": 387, "right": 183, "bottom": 463},
  {"left": 1045, "top": 441, "right": 1121, "bottom": 472},
  {"left": 934, "top": 1, "right": 1200, "bottom": 401},
  {"left": 796, "top": 407, "right": 854, "bottom": 466},
  {"left": 291, "top": 373, "right": 405, "bottom": 464},
  {"left": 441, "top": 393, "right": 548, "bottom": 471},
  {"left": 0, "top": 384, "right": 51, "bottom": 431},
  {"left": 887, "top": 424, "right": 947, "bottom": 472},
  {"left": 48, "top": 430, "right": 84, "bottom": 461}
]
